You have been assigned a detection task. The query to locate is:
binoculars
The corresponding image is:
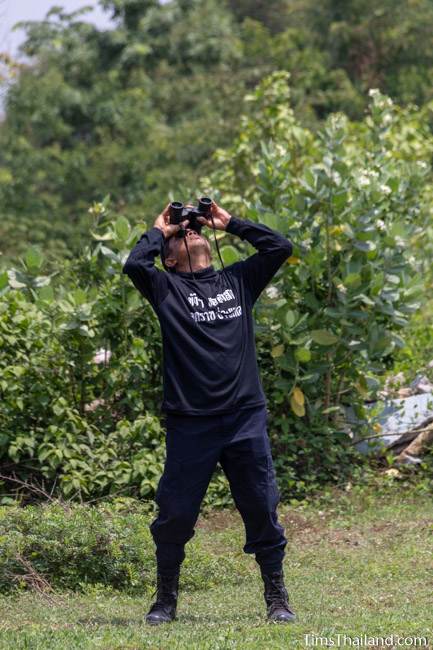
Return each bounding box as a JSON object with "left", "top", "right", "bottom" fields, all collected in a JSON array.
[{"left": 169, "top": 197, "right": 212, "bottom": 237}]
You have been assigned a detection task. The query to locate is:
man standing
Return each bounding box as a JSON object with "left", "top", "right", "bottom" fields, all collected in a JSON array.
[{"left": 122, "top": 199, "right": 296, "bottom": 625}]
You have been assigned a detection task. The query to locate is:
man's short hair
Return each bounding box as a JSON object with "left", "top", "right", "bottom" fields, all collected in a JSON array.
[{"left": 161, "top": 236, "right": 175, "bottom": 272}]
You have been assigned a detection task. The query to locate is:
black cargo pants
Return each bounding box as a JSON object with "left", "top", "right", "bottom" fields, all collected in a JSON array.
[{"left": 149, "top": 405, "right": 287, "bottom": 576}]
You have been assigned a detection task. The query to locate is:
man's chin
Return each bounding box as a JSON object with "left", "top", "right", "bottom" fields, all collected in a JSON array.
[{"left": 187, "top": 238, "right": 206, "bottom": 247}]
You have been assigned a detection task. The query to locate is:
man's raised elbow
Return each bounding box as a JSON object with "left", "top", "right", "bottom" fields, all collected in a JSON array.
[
  {"left": 122, "top": 261, "right": 135, "bottom": 276},
  {"left": 281, "top": 239, "right": 293, "bottom": 257}
]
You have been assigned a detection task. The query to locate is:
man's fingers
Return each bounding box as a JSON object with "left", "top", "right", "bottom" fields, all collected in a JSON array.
[
  {"left": 166, "top": 218, "right": 188, "bottom": 233},
  {"left": 198, "top": 216, "right": 217, "bottom": 230},
  {"left": 158, "top": 203, "right": 171, "bottom": 225}
]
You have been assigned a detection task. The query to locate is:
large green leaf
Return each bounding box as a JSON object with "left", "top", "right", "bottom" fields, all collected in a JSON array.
[
  {"left": 344, "top": 272, "right": 362, "bottom": 288},
  {"left": 259, "top": 212, "right": 281, "bottom": 230},
  {"left": 285, "top": 309, "right": 297, "bottom": 328},
  {"left": 0, "top": 272, "right": 9, "bottom": 290},
  {"left": 295, "top": 347, "right": 311, "bottom": 362},
  {"left": 37, "top": 286, "right": 54, "bottom": 303},
  {"left": 332, "top": 191, "right": 348, "bottom": 210},
  {"left": 220, "top": 245, "right": 240, "bottom": 265},
  {"left": 73, "top": 289, "right": 88, "bottom": 306},
  {"left": 115, "top": 217, "right": 131, "bottom": 241},
  {"left": 310, "top": 329, "right": 339, "bottom": 345},
  {"left": 24, "top": 247, "right": 44, "bottom": 270}
]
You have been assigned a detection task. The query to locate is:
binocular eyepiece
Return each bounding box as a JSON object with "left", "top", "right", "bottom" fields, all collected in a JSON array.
[{"left": 169, "top": 197, "right": 212, "bottom": 237}]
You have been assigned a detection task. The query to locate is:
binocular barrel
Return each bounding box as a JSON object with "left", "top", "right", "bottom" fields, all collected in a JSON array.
[
  {"left": 169, "top": 197, "right": 212, "bottom": 223},
  {"left": 198, "top": 197, "right": 212, "bottom": 213},
  {"left": 169, "top": 201, "right": 184, "bottom": 221}
]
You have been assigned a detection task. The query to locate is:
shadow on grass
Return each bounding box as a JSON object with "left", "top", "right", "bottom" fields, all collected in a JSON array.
[
  {"left": 76, "top": 616, "right": 142, "bottom": 627},
  {"left": 76, "top": 611, "right": 266, "bottom": 627}
]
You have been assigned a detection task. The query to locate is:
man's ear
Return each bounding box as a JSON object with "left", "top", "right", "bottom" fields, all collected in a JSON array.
[{"left": 164, "top": 256, "right": 177, "bottom": 270}]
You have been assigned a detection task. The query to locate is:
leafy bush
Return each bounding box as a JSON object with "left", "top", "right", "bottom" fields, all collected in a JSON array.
[
  {"left": 202, "top": 73, "right": 433, "bottom": 491},
  {"left": 0, "top": 206, "right": 236, "bottom": 505},
  {"left": 1, "top": 73, "right": 432, "bottom": 502},
  {"left": 0, "top": 499, "right": 248, "bottom": 594},
  {"left": 0, "top": 289, "right": 166, "bottom": 499},
  {"left": 3, "top": 0, "right": 433, "bottom": 265},
  {"left": 385, "top": 298, "right": 433, "bottom": 382}
]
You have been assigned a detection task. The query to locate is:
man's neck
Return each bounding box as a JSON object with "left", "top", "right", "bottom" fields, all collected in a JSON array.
[{"left": 176, "top": 255, "right": 212, "bottom": 273}]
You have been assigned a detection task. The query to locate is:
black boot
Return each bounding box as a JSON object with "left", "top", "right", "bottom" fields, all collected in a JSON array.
[
  {"left": 261, "top": 568, "right": 296, "bottom": 623},
  {"left": 145, "top": 571, "right": 180, "bottom": 625}
]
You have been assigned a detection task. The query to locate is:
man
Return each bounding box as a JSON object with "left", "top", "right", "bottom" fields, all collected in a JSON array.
[{"left": 122, "top": 199, "right": 296, "bottom": 625}]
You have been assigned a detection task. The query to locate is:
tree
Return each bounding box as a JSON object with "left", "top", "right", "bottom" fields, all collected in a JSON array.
[
  {"left": 1, "top": 0, "right": 433, "bottom": 266},
  {"left": 228, "top": 0, "right": 290, "bottom": 34}
]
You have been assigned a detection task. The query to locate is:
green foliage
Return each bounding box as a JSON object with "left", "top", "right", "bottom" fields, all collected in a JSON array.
[
  {"left": 383, "top": 298, "right": 433, "bottom": 385},
  {"left": 228, "top": 0, "right": 291, "bottom": 34},
  {"left": 0, "top": 484, "right": 432, "bottom": 645},
  {"left": 202, "top": 73, "right": 433, "bottom": 489},
  {"left": 1, "top": 0, "right": 433, "bottom": 263},
  {"left": 1, "top": 75, "right": 433, "bottom": 500},
  {"left": 0, "top": 0, "right": 244, "bottom": 264},
  {"left": 0, "top": 200, "right": 236, "bottom": 504},
  {"left": 301, "top": 0, "right": 433, "bottom": 106},
  {"left": 0, "top": 499, "right": 247, "bottom": 594},
  {"left": 0, "top": 209, "right": 168, "bottom": 499},
  {"left": 0, "top": 286, "right": 165, "bottom": 498}
]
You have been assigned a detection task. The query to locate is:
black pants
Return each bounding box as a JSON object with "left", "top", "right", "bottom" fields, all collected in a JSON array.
[{"left": 149, "top": 405, "right": 287, "bottom": 576}]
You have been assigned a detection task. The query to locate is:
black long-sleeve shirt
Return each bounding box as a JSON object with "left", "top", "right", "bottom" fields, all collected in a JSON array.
[{"left": 122, "top": 216, "right": 292, "bottom": 415}]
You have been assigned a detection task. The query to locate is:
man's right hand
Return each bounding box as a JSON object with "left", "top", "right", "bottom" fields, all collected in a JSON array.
[{"left": 154, "top": 203, "right": 189, "bottom": 239}]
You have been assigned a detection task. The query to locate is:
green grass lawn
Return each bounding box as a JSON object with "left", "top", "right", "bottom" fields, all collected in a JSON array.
[{"left": 1, "top": 483, "right": 432, "bottom": 649}]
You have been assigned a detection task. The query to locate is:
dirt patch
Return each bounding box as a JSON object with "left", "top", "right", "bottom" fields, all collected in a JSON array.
[
  {"left": 196, "top": 508, "right": 241, "bottom": 532},
  {"left": 281, "top": 509, "right": 327, "bottom": 538},
  {"left": 280, "top": 509, "right": 428, "bottom": 549},
  {"left": 194, "top": 505, "right": 432, "bottom": 552}
]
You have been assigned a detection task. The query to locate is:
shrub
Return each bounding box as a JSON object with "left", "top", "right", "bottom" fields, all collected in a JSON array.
[
  {"left": 1, "top": 73, "right": 432, "bottom": 501},
  {"left": 202, "top": 73, "right": 433, "bottom": 492},
  {"left": 0, "top": 499, "right": 248, "bottom": 594}
]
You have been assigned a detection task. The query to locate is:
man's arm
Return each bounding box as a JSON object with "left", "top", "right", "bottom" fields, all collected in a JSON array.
[
  {"left": 122, "top": 204, "right": 190, "bottom": 311},
  {"left": 225, "top": 216, "right": 293, "bottom": 305},
  {"left": 122, "top": 227, "right": 169, "bottom": 311}
]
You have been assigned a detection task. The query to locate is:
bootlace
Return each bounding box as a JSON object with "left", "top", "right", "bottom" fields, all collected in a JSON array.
[
  {"left": 148, "top": 598, "right": 173, "bottom": 615},
  {"left": 149, "top": 574, "right": 178, "bottom": 609},
  {"left": 268, "top": 598, "right": 294, "bottom": 616},
  {"left": 264, "top": 573, "right": 293, "bottom": 614}
]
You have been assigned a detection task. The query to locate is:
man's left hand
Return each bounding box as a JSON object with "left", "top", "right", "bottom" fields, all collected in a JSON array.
[{"left": 197, "top": 200, "right": 232, "bottom": 231}]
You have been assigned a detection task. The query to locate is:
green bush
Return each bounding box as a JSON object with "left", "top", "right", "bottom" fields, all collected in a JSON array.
[
  {"left": 0, "top": 499, "right": 248, "bottom": 594},
  {"left": 202, "top": 73, "right": 433, "bottom": 492},
  {"left": 386, "top": 298, "right": 433, "bottom": 381},
  {"left": 1, "top": 73, "right": 432, "bottom": 502}
]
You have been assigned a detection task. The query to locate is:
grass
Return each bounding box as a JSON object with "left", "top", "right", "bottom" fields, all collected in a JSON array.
[{"left": 0, "top": 481, "right": 432, "bottom": 649}]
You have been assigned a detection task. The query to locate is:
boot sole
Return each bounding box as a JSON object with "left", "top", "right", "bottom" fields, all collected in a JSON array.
[
  {"left": 267, "top": 615, "right": 296, "bottom": 623},
  {"left": 145, "top": 617, "right": 176, "bottom": 625}
]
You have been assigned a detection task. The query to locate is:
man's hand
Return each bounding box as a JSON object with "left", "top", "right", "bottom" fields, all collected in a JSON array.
[
  {"left": 197, "top": 199, "right": 233, "bottom": 231},
  {"left": 154, "top": 203, "right": 189, "bottom": 239}
]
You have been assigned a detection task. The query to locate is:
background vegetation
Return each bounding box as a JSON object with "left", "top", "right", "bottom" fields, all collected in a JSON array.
[
  {"left": 0, "top": 10, "right": 432, "bottom": 649},
  {"left": 2, "top": 0, "right": 433, "bottom": 263},
  {"left": 1, "top": 0, "right": 433, "bottom": 505}
]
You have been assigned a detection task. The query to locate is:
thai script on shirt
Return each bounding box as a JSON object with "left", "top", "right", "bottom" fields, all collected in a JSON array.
[{"left": 187, "top": 290, "right": 242, "bottom": 323}]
